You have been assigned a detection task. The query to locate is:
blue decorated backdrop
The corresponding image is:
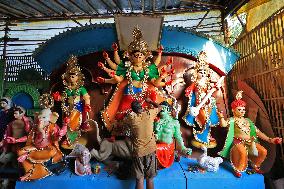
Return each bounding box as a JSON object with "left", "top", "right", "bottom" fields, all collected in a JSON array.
[{"left": 33, "top": 24, "right": 239, "bottom": 74}]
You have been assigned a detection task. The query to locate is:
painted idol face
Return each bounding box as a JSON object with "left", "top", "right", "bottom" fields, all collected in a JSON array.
[
  {"left": 233, "top": 106, "right": 246, "bottom": 118},
  {"left": 131, "top": 52, "right": 145, "bottom": 65}
]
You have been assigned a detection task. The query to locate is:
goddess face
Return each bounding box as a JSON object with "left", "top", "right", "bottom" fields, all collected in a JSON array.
[
  {"left": 233, "top": 106, "right": 246, "bottom": 118},
  {"left": 69, "top": 73, "right": 79, "bottom": 83},
  {"left": 131, "top": 51, "right": 145, "bottom": 65},
  {"left": 197, "top": 68, "right": 208, "bottom": 80}
]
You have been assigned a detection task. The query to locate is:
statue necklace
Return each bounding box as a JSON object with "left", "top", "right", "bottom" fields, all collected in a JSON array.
[{"left": 235, "top": 118, "right": 250, "bottom": 135}]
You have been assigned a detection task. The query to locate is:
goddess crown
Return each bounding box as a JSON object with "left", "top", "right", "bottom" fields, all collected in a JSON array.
[
  {"left": 127, "top": 26, "right": 149, "bottom": 55},
  {"left": 196, "top": 51, "right": 209, "bottom": 71}
]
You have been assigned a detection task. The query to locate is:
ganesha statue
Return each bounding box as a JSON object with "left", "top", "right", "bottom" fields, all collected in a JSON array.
[{"left": 17, "top": 95, "right": 68, "bottom": 181}]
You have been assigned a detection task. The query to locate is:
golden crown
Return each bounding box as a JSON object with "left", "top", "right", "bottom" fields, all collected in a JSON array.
[
  {"left": 64, "top": 55, "right": 81, "bottom": 74},
  {"left": 196, "top": 51, "right": 209, "bottom": 70},
  {"left": 62, "top": 55, "right": 85, "bottom": 87},
  {"left": 127, "top": 26, "right": 149, "bottom": 55}
]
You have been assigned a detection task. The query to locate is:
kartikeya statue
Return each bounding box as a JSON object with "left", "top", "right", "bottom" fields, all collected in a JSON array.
[
  {"left": 183, "top": 51, "right": 223, "bottom": 148},
  {"left": 218, "top": 91, "right": 282, "bottom": 177},
  {"left": 53, "top": 55, "right": 91, "bottom": 148}
]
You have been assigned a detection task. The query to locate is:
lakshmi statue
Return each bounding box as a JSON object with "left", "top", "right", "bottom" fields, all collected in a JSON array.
[
  {"left": 53, "top": 55, "right": 91, "bottom": 148},
  {"left": 183, "top": 51, "right": 223, "bottom": 148},
  {"left": 97, "top": 27, "right": 171, "bottom": 135},
  {"left": 218, "top": 91, "right": 282, "bottom": 178},
  {"left": 154, "top": 101, "right": 192, "bottom": 168}
]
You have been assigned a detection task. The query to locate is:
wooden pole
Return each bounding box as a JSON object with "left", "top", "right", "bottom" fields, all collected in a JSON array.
[{"left": 0, "top": 20, "right": 9, "bottom": 97}]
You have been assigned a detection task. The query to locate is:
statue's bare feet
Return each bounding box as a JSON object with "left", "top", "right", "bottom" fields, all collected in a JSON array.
[
  {"left": 20, "top": 173, "right": 31, "bottom": 181},
  {"left": 234, "top": 170, "right": 242, "bottom": 178}
]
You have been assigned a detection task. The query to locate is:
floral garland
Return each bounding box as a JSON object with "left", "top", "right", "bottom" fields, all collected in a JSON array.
[
  {"left": 125, "top": 60, "right": 150, "bottom": 101},
  {"left": 61, "top": 87, "right": 81, "bottom": 115}
]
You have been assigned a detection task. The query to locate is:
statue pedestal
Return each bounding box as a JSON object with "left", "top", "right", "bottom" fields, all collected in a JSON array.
[{"left": 15, "top": 158, "right": 264, "bottom": 189}]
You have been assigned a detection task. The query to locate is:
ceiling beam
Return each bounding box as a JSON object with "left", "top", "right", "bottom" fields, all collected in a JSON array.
[
  {"left": 194, "top": 10, "right": 210, "bottom": 29},
  {"left": 152, "top": 0, "right": 156, "bottom": 11},
  {"left": 35, "top": 0, "right": 61, "bottom": 15},
  {"left": 181, "top": 0, "right": 223, "bottom": 8},
  {"left": 141, "top": 0, "right": 145, "bottom": 12},
  {"left": 224, "top": 0, "right": 249, "bottom": 17},
  {"left": 0, "top": 8, "right": 221, "bottom": 22},
  {"left": 17, "top": 0, "right": 48, "bottom": 16},
  {"left": 85, "top": 0, "right": 99, "bottom": 14},
  {"left": 69, "top": 0, "right": 92, "bottom": 16},
  {"left": 164, "top": 0, "right": 168, "bottom": 9},
  {"left": 53, "top": 0, "right": 73, "bottom": 15},
  {"left": 100, "top": 0, "right": 115, "bottom": 14},
  {"left": 0, "top": 7, "right": 22, "bottom": 18},
  {"left": 0, "top": 2, "right": 32, "bottom": 17},
  {"left": 62, "top": 13, "right": 83, "bottom": 27},
  {"left": 127, "top": 0, "right": 134, "bottom": 12},
  {"left": 112, "top": 0, "right": 123, "bottom": 13}
]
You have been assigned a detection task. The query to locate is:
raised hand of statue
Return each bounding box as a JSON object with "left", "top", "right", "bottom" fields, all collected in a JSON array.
[
  {"left": 157, "top": 45, "right": 164, "bottom": 54},
  {"left": 53, "top": 91, "right": 61, "bottom": 101},
  {"left": 123, "top": 51, "right": 129, "bottom": 58},
  {"left": 165, "top": 79, "right": 173, "bottom": 86},
  {"left": 109, "top": 71, "right": 115, "bottom": 78},
  {"left": 270, "top": 137, "right": 282, "bottom": 144},
  {"left": 112, "top": 43, "right": 118, "bottom": 51},
  {"left": 214, "top": 76, "right": 225, "bottom": 90},
  {"left": 98, "top": 61, "right": 105, "bottom": 69},
  {"left": 5, "top": 136, "right": 16, "bottom": 143},
  {"left": 96, "top": 77, "right": 105, "bottom": 84},
  {"left": 103, "top": 51, "right": 109, "bottom": 59}
]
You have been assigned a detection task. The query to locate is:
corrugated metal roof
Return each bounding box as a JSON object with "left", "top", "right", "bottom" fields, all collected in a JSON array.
[{"left": 0, "top": 0, "right": 246, "bottom": 21}]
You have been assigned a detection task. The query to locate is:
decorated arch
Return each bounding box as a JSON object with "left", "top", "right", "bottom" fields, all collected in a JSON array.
[
  {"left": 6, "top": 83, "right": 40, "bottom": 109},
  {"left": 33, "top": 24, "right": 239, "bottom": 75}
]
